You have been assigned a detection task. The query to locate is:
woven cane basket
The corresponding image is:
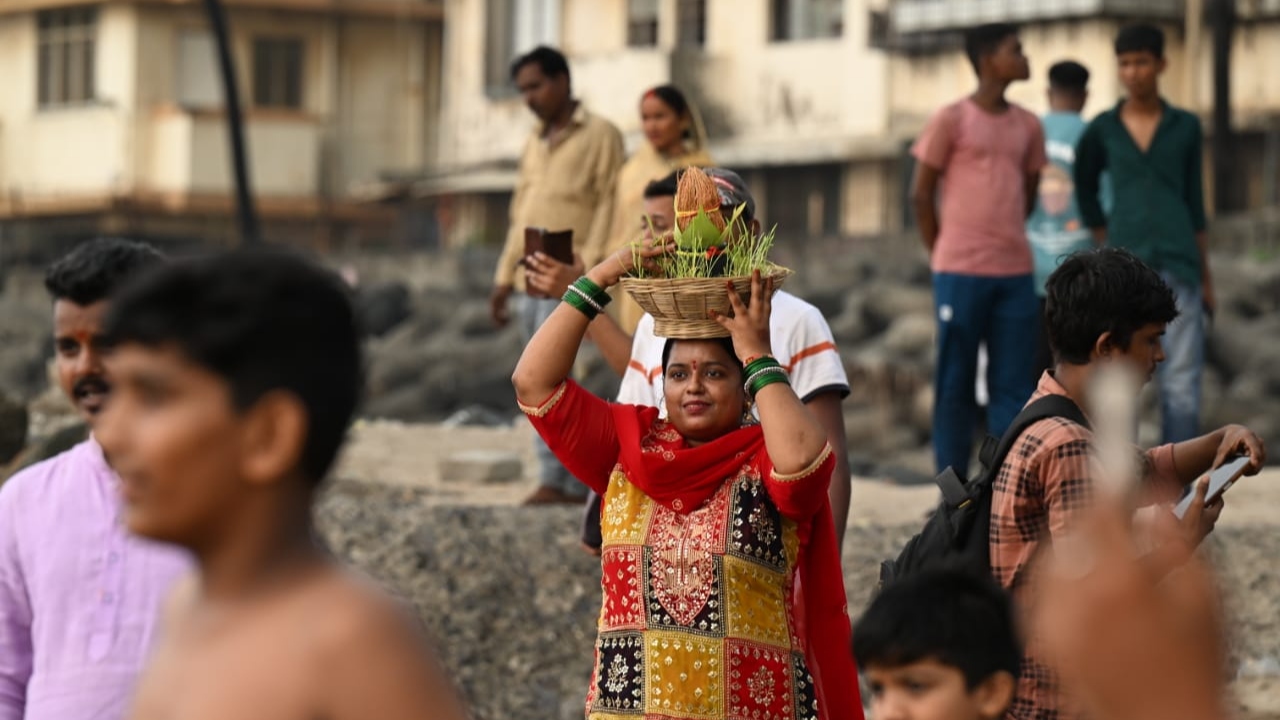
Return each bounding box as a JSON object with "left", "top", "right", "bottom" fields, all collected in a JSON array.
[{"left": 619, "top": 266, "right": 793, "bottom": 339}]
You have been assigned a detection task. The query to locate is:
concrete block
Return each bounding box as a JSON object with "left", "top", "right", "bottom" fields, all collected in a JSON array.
[{"left": 439, "top": 450, "right": 524, "bottom": 484}]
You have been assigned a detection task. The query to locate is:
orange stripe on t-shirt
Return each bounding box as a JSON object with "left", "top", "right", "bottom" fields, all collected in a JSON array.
[
  {"left": 785, "top": 341, "right": 837, "bottom": 372},
  {"left": 628, "top": 359, "right": 664, "bottom": 382}
]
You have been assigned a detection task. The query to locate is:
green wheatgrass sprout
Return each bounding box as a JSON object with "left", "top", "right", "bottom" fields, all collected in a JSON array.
[{"left": 629, "top": 202, "right": 778, "bottom": 280}]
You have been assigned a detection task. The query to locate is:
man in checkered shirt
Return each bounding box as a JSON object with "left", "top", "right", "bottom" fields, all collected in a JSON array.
[{"left": 989, "top": 248, "right": 1266, "bottom": 720}]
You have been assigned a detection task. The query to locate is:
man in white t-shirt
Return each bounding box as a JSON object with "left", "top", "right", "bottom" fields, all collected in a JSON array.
[
  {"left": 524, "top": 168, "right": 852, "bottom": 555},
  {"left": 618, "top": 298, "right": 848, "bottom": 409}
]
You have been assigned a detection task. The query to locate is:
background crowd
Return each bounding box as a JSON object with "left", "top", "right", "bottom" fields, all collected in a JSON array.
[{"left": 0, "top": 14, "right": 1269, "bottom": 720}]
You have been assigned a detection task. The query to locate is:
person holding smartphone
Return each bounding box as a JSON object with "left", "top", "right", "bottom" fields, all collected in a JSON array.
[
  {"left": 488, "top": 46, "right": 625, "bottom": 505},
  {"left": 989, "top": 247, "right": 1264, "bottom": 720}
]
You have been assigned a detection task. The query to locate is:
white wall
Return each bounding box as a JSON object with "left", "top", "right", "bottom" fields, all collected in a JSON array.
[
  {"left": 438, "top": 0, "right": 892, "bottom": 171},
  {"left": 337, "top": 18, "right": 430, "bottom": 187},
  {"left": 148, "top": 111, "right": 320, "bottom": 197},
  {"left": 436, "top": 0, "right": 532, "bottom": 168},
  {"left": 0, "top": 5, "right": 134, "bottom": 199}
]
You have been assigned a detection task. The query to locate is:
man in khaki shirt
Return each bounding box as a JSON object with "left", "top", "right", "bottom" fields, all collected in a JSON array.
[{"left": 489, "top": 46, "right": 624, "bottom": 504}]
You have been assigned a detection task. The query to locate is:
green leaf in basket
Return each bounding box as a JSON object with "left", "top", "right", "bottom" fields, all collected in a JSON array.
[{"left": 676, "top": 210, "right": 724, "bottom": 251}]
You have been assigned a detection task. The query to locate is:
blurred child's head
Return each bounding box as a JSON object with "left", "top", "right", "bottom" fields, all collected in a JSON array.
[
  {"left": 964, "top": 23, "right": 1029, "bottom": 83},
  {"left": 1114, "top": 24, "right": 1166, "bottom": 100},
  {"left": 854, "top": 568, "right": 1021, "bottom": 720},
  {"left": 97, "top": 249, "right": 362, "bottom": 549},
  {"left": 1047, "top": 60, "right": 1090, "bottom": 113}
]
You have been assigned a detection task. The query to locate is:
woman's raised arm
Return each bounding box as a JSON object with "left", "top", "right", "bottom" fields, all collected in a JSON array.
[
  {"left": 711, "top": 273, "right": 829, "bottom": 476},
  {"left": 511, "top": 243, "right": 671, "bottom": 405}
]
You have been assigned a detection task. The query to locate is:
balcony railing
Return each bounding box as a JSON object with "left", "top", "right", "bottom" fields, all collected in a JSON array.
[
  {"left": 890, "top": 0, "right": 1185, "bottom": 34},
  {"left": 1240, "top": 0, "right": 1280, "bottom": 18}
]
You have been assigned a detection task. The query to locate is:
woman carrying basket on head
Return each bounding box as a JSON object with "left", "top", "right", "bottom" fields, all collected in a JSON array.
[{"left": 511, "top": 237, "right": 863, "bottom": 719}]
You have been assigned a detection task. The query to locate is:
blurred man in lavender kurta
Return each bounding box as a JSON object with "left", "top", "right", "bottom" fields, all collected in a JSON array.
[{"left": 0, "top": 239, "right": 191, "bottom": 720}]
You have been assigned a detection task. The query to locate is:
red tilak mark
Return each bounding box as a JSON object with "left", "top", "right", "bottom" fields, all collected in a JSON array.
[{"left": 691, "top": 361, "right": 698, "bottom": 372}]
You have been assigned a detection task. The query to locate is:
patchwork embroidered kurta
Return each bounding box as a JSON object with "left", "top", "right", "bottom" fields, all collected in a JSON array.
[{"left": 520, "top": 380, "right": 858, "bottom": 720}]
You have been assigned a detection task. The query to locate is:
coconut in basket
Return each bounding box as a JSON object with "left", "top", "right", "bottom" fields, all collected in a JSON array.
[{"left": 619, "top": 167, "right": 790, "bottom": 339}]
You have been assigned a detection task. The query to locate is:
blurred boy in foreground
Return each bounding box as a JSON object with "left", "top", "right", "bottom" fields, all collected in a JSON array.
[{"left": 96, "top": 250, "right": 467, "bottom": 720}]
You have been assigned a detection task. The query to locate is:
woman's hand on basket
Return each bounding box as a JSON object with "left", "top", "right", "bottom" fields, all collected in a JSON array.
[
  {"left": 711, "top": 270, "right": 773, "bottom": 363},
  {"left": 587, "top": 238, "right": 674, "bottom": 289}
]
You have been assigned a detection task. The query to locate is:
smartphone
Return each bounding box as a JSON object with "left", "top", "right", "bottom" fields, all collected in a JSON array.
[
  {"left": 523, "top": 227, "right": 574, "bottom": 265},
  {"left": 1172, "top": 455, "right": 1251, "bottom": 519}
]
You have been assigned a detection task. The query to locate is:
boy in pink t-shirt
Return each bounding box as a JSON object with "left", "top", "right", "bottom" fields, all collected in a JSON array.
[{"left": 911, "top": 23, "right": 1048, "bottom": 475}]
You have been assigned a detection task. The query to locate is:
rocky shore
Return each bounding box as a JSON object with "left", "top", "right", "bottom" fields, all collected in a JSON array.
[{"left": 314, "top": 470, "right": 1280, "bottom": 720}]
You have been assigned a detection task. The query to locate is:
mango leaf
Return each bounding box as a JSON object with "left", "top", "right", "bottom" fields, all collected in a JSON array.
[
  {"left": 676, "top": 209, "right": 724, "bottom": 251},
  {"left": 671, "top": 216, "right": 687, "bottom": 248}
]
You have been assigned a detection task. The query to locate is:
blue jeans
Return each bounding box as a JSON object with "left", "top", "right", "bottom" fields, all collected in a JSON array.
[
  {"left": 517, "top": 294, "right": 584, "bottom": 497},
  {"left": 1156, "top": 272, "right": 1204, "bottom": 443},
  {"left": 932, "top": 273, "right": 1038, "bottom": 475}
]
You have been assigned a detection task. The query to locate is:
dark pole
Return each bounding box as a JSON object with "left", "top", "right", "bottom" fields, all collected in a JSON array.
[
  {"left": 1210, "top": 0, "right": 1236, "bottom": 213},
  {"left": 203, "top": 0, "right": 260, "bottom": 246}
]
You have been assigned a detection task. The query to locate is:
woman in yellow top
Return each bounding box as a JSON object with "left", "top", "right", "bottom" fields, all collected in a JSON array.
[{"left": 593, "top": 85, "right": 712, "bottom": 332}]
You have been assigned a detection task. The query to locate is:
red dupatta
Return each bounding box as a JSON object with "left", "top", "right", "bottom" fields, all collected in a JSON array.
[{"left": 608, "top": 403, "right": 865, "bottom": 720}]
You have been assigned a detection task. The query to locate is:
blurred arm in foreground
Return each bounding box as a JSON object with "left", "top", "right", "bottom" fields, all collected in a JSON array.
[{"left": 1034, "top": 478, "right": 1227, "bottom": 720}]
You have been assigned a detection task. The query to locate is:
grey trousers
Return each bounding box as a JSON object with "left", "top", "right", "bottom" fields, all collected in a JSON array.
[{"left": 517, "top": 294, "right": 584, "bottom": 496}]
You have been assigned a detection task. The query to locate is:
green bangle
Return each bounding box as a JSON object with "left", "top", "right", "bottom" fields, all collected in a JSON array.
[
  {"left": 749, "top": 373, "right": 791, "bottom": 398},
  {"left": 571, "top": 277, "right": 611, "bottom": 308},
  {"left": 744, "top": 356, "right": 781, "bottom": 377},
  {"left": 562, "top": 288, "right": 600, "bottom": 320},
  {"left": 744, "top": 364, "right": 789, "bottom": 398},
  {"left": 573, "top": 276, "right": 607, "bottom": 298}
]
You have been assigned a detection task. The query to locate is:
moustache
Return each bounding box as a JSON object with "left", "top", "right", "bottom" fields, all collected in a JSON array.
[{"left": 73, "top": 375, "right": 111, "bottom": 397}]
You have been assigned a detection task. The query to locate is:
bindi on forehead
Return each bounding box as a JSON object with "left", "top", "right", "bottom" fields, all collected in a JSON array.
[{"left": 691, "top": 360, "right": 698, "bottom": 372}]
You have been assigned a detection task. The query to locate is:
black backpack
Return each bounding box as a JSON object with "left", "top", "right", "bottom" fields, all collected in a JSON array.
[{"left": 878, "top": 394, "right": 1089, "bottom": 586}]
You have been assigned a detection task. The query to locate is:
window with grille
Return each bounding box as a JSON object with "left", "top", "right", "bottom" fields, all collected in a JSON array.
[
  {"left": 252, "top": 38, "right": 304, "bottom": 109},
  {"left": 484, "top": 0, "right": 515, "bottom": 93},
  {"left": 868, "top": 10, "right": 892, "bottom": 49},
  {"left": 676, "top": 0, "right": 706, "bottom": 48},
  {"left": 628, "top": 0, "right": 659, "bottom": 47},
  {"left": 177, "top": 30, "right": 220, "bottom": 109},
  {"left": 484, "top": 0, "right": 561, "bottom": 96},
  {"left": 771, "top": 0, "right": 844, "bottom": 41},
  {"left": 37, "top": 7, "right": 97, "bottom": 108},
  {"left": 891, "top": 0, "right": 1185, "bottom": 33},
  {"left": 765, "top": 164, "right": 842, "bottom": 238}
]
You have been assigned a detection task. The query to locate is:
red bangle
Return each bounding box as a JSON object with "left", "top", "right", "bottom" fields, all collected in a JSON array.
[{"left": 743, "top": 353, "right": 773, "bottom": 367}]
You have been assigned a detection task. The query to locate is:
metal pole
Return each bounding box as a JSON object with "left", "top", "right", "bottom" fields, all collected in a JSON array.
[
  {"left": 202, "top": 0, "right": 260, "bottom": 246},
  {"left": 1210, "top": 0, "right": 1236, "bottom": 214}
]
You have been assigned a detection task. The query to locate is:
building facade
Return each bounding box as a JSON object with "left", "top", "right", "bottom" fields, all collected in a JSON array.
[
  {"left": 1, "top": 0, "right": 1275, "bottom": 256},
  {"left": 428, "top": 0, "right": 1280, "bottom": 250},
  {"left": 425, "top": 0, "right": 897, "bottom": 250},
  {"left": 0, "top": 0, "right": 443, "bottom": 256}
]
